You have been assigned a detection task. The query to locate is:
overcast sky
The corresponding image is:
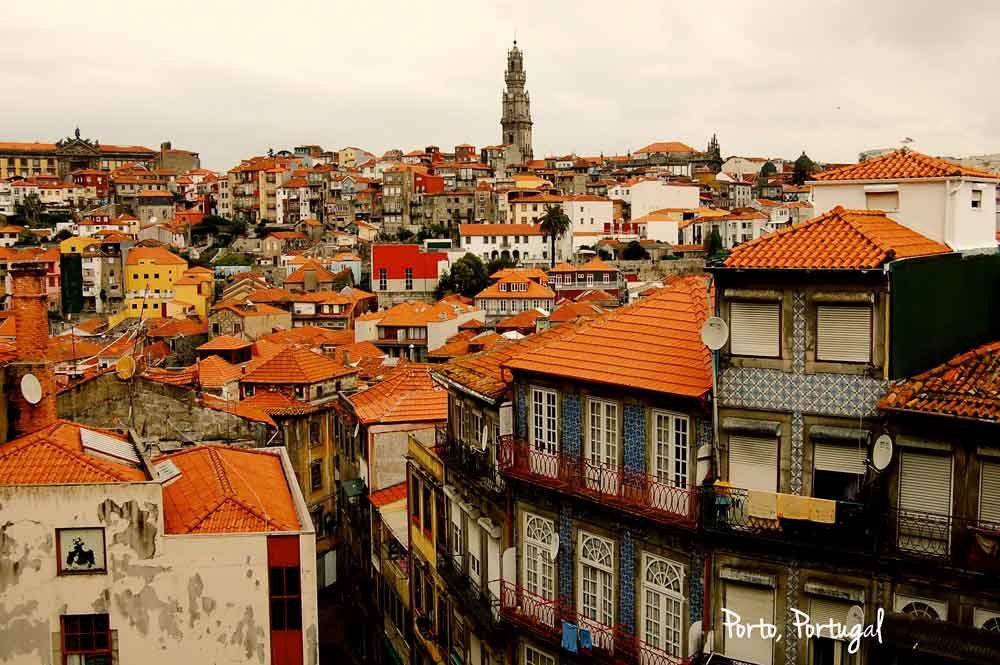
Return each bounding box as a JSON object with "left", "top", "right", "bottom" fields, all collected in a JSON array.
[{"left": 5, "top": 1, "right": 998, "bottom": 171}]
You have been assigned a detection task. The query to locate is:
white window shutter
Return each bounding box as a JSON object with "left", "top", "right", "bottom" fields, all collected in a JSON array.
[
  {"left": 980, "top": 461, "right": 1000, "bottom": 524},
  {"left": 816, "top": 305, "right": 872, "bottom": 363},
  {"left": 814, "top": 442, "right": 867, "bottom": 475},
  {"left": 899, "top": 451, "right": 952, "bottom": 515},
  {"left": 728, "top": 435, "right": 778, "bottom": 492},
  {"left": 730, "top": 301, "right": 780, "bottom": 357},
  {"left": 499, "top": 402, "right": 513, "bottom": 437},
  {"left": 724, "top": 584, "right": 774, "bottom": 665}
]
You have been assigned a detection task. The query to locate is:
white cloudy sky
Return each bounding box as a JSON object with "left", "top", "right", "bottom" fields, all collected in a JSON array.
[{"left": 4, "top": 1, "right": 998, "bottom": 170}]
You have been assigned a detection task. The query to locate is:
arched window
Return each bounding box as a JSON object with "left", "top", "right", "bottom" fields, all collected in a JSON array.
[
  {"left": 577, "top": 531, "right": 615, "bottom": 649},
  {"left": 901, "top": 601, "right": 941, "bottom": 621},
  {"left": 522, "top": 513, "right": 554, "bottom": 604},
  {"left": 641, "top": 553, "right": 684, "bottom": 656}
]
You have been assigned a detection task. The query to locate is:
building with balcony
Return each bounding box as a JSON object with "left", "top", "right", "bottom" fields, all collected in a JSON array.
[
  {"left": 705, "top": 205, "right": 1000, "bottom": 665},
  {"left": 497, "top": 276, "right": 714, "bottom": 665},
  {"left": 547, "top": 258, "right": 626, "bottom": 306},
  {"left": 355, "top": 298, "right": 485, "bottom": 361},
  {"left": 473, "top": 274, "right": 556, "bottom": 323}
]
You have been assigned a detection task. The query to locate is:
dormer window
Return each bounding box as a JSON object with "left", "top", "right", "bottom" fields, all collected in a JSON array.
[{"left": 500, "top": 283, "right": 508, "bottom": 292}]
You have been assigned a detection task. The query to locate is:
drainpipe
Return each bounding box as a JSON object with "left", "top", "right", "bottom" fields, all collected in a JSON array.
[{"left": 945, "top": 178, "right": 961, "bottom": 247}]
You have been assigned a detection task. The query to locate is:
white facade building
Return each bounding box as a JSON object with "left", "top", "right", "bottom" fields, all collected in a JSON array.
[
  {"left": 458, "top": 222, "right": 571, "bottom": 265},
  {"left": 629, "top": 180, "right": 700, "bottom": 220}
]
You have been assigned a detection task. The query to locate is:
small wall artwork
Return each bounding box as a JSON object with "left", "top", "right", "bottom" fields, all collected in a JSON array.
[{"left": 57, "top": 527, "right": 106, "bottom": 574}]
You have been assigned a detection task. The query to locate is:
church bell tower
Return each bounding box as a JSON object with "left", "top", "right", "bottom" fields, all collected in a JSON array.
[{"left": 501, "top": 41, "right": 534, "bottom": 161}]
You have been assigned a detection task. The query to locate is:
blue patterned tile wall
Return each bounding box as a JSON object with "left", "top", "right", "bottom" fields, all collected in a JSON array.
[
  {"left": 619, "top": 529, "right": 636, "bottom": 634},
  {"left": 516, "top": 382, "right": 527, "bottom": 439},
  {"left": 562, "top": 393, "right": 581, "bottom": 459},
  {"left": 623, "top": 404, "right": 646, "bottom": 472},
  {"left": 696, "top": 417, "right": 713, "bottom": 450},
  {"left": 688, "top": 550, "right": 704, "bottom": 626},
  {"left": 558, "top": 505, "right": 573, "bottom": 605}
]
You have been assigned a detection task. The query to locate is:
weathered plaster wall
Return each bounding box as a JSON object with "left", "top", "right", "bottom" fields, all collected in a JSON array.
[
  {"left": 56, "top": 373, "right": 265, "bottom": 447},
  {"left": 0, "top": 482, "right": 318, "bottom": 665}
]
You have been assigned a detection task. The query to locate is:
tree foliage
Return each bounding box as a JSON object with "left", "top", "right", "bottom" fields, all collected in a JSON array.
[
  {"left": 703, "top": 228, "right": 724, "bottom": 256},
  {"left": 539, "top": 205, "right": 571, "bottom": 268},
  {"left": 622, "top": 240, "right": 649, "bottom": 260},
  {"left": 435, "top": 253, "right": 489, "bottom": 299}
]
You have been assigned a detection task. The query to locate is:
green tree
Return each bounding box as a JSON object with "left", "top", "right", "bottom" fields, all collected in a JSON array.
[
  {"left": 16, "top": 230, "right": 39, "bottom": 246},
  {"left": 703, "top": 227, "right": 724, "bottom": 256},
  {"left": 539, "top": 205, "right": 571, "bottom": 268},
  {"left": 793, "top": 152, "right": 815, "bottom": 186},
  {"left": 397, "top": 228, "right": 416, "bottom": 242},
  {"left": 16, "top": 195, "right": 42, "bottom": 226},
  {"left": 622, "top": 240, "right": 649, "bottom": 260},
  {"left": 485, "top": 255, "right": 516, "bottom": 275},
  {"left": 435, "top": 253, "right": 489, "bottom": 299}
]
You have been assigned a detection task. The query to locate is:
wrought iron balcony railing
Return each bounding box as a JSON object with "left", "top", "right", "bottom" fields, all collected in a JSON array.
[
  {"left": 437, "top": 431, "right": 505, "bottom": 495},
  {"left": 499, "top": 581, "right": 688, "bottom": 665},
  {"left": 498, "top": 438, "right": 698, "bottom": 528},
  {"left": 436, "top": 555, "right": 502, "bottom": 637}
]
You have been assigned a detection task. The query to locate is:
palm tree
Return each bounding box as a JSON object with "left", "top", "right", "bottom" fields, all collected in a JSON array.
[{"left": 539, "top": 205, "right": 571, "bottom": 268}]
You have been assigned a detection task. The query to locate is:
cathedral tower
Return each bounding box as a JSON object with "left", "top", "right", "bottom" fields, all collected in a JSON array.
[{"left": 501, "top": 41, "right": 534, "bottom": 161}]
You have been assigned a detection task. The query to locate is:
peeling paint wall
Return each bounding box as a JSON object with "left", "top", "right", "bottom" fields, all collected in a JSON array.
[{"left": 0, "top": 483, "right": 318, "bottom": 665}]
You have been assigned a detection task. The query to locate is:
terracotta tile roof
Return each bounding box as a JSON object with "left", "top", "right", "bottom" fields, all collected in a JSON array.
[
  {"left": 241, "top": 345, "right": 357, "bottom": 384},
  {"left": 504, "top": 275, "right": 713, "bottom": 398},
  {"left": 48, "top": 337, "right": 103, "bottom": 362},
  {"left": 458, "top": 319, "right": 486, "bottom": 331},
  {"left": 245, "top": 287, "right": 294, "bottom": 304},
  {"left": 0, "top": 421, "right": 147, "bottom": 485},
  {"left": 367, "top": 300, "right": 478, "bottom": 327},
  {"left": 495, "top": 308, "right": 547, "bottom": 332},
  {"left": 200, "top": 394, "right": 276, "bottom": 426},
  {"left": 490, "top": 267, "right": 549, "bottom": 282},
  {"left": 369, "top": 482, "right": 408, "bottom": 507},
  {"left": 577, "top": 257, "right": 617, "bottom": 271},
  {"left": 197, "top": 335, "right": 252, "bottom": 352},
  {"left": 126, "top": 246, "right": 186, "bottom": 265},
  {"left": 475, "top": 276, "right": 555, "bottom": 300},
  {"left": 548, "top": 301, "right": 606, "bottom": 323},
  {"left": 197, "top": 355, "right": 242, "bottom": 388},
  {"left": 285, "top": 260, "right": 339, "bottom": 284},
  {"left": 459, "top": 223, "right": 544, "bottom": 236},
  {"left": 347, "top": 364, "right": 447, "bottom": 424},
  {"left": 879, "top": 340, "right": 1000, "bottom": 421},
  {"left": 547, "top": 262, "right": 576, "bottom": 273},
  {"left": 574, "top": 289, "right": 616, "bottom": 304},
  {"left": 144, "top": 365, "right": 199, "bottom": 387},
  {"left": 262, "top": 326, "right": 354, "bottom": 349},
  {"left": 813, "top": 148, "right": 998, "bottom": 181},
  {"left": 723, "top": 206, "right": 951, "bottom": 270},
  {"left": 146, "top": 317, "right": 208, "bottom": 338},
  {"left": 427, "top": 330, "right": 504, "bottom": 359},
  {"left": 212, "top": 299, "right": 288, "bottom": 317},
  {"left": 157, "top": 446, "right": 299, "bottom": 534},
  {"left": 435, "top": 325, "right": 578, "bottom": 401},
  {"left": 239, "top": 390, "right": 320, "bottom": 416},
  {"left": 267, "top": 231, "right": 307, "bottom": 241},
  {"left": 636, "top": 141, "right": 696, "bottom": 154}
]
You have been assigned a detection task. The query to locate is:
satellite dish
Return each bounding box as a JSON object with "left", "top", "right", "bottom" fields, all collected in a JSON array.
[
  {"left": 115, "top": 355, "right": 136, "bottom": 380},
  {"left": 846, "top": 605, "right": 865, "bottom": 630},
  {"left": 480, "top": 425, "right": 489, "bottom": 451},
  {"left": 20, "top": 373, "right": 43, "bottom": 405},
  {"left": 548, "top": 533, "right": 560, "bottom": 560},
  {"left": 872, "top": 434, "right": 893, "bottom": 471},
  {"left": 700, "top": 317, "right": 730, "bottom": 351}
]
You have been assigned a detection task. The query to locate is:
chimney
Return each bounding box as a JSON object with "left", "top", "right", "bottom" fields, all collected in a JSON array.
[{"left": 8, "top": 261, "right": 57, "bottom": 437}]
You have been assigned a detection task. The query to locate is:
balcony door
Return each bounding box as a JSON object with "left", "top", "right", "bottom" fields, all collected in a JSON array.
[
  {"left": 898, "top": 450, "right": 952, "bottom": 557},
  {"left": 530, "top": 387, "right": 559, "bottom": 478},
  {"left": 578, "top": 531, "right": 615, "bottom": 651},
  {"left": 639, "top": 553, "right": 683, "bottom": 663},
  {"left": 652, "top": 411, "right": 690, "bottom": 514},
  {"left": 522, "top": 513, "right": 556, "bottom": 626},
  {"left": 584, "top": 398, "right": 619, "bottom": 495}
]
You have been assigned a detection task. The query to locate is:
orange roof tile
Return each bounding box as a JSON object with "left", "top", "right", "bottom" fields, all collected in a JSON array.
[
  {"left": 812, "top": 148, "right": 998, "bottom": 181},
  {"left": 241, "top": 345, "right": 357, "bottom": 384},
  {"left": 367, "top": 300, "right": 477, "bottom": 327},
  {"left": 48, "top": 337, "right": 103, "bottom": 362},
  {"left": 239, "top": 390, "right": 320, "bottom": 416},
  {"left": 144, "top": 365, "right": 199, "bottom": 387},
  {"left": 0, "top": 421, "right": 147, "bottom": 485},
  {"left": 578, "top": 256, "right": 617, "bottom": 271},
  {"left": 459, "top": 223, "right": 544, "bottom": 236},
  {"left": 504, "top": 276, "right": 713, "bottom": 398},
  {"left": 197, "top": 355, "right": 242, "bottom": 388},
  {"left": 126, "top": 246, "right": 187, "bottom": 265},
  {"left": 157, "top": 446, "right": 299, "bottom": 534},
  {"left": 347, "top": 364, "right": 447, "bottom": 424},
  {"left": 262, "top": 326, "right": 354, "bottom": 349},
  {"left": 548, "top": 301, "right": 606, "bottom": 323},
  {"left": 495, "top": 308, "right": 547, "bottom": 332},
  {"left": 197, "top": 335, "right": 252, "bottom": 352},
  {"left": 574, "top": 289, "right": 616, "bottom": 304},
  {"left": 212, "top": 299, "right": 289, "bottom": 317},
  {"left": 636, "top": 141, "right": 696, "bottom": 154},
  {"left": 879, "top": 340, "right": 1000, "bottom": 421},
  {"left": 475, "top": 276, "right": 555, "bottom": 300},
  {"left": 369, "top": 482, "right": 408, "bottom": 507},
  {"left": 285, "top": 259, "right": 339, "bottom": 284},
  {"left": 427, "top": 330, "right": 504, "bottom": 359},
  {"left": 490, "top": 267, "right": 549, "bottom": 282},
  {"left": 722, "top": 206, "right": 951, "bottom": 270},
  {"left": 146, "top": 317, "right": 208, "bottom": 338}
]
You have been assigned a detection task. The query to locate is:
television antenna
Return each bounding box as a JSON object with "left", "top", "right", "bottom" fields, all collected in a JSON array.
[{"left": 20, "top": 373, "right": 43, "bottom": 404}]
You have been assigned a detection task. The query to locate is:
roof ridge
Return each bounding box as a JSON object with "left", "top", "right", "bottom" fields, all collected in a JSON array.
[{"left": 207, "top": 446, "right": 235, "bottom": 495}]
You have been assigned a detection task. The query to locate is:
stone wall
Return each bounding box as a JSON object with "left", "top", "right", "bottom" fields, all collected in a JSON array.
[{"left": 56, "top": 372, "right": 265, "bottom": 448}]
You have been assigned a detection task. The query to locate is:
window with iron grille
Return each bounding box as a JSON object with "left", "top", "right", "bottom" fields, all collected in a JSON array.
[{"left": 61, "top": 613, "right": 111, "bottom": 665}]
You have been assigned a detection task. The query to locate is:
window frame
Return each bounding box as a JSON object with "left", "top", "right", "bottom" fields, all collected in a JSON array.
[
  {"left": 639, "top": 552, "right": 684, "bottom": 657},
  {"left": 652, "top": 410, "right": 690, "bottom": 489},
  {"left": 61, "top": 613, "right": 112, "bottom": 665},
  {"left": 728, "top": 299, "right": 781, "bottom": 358}
]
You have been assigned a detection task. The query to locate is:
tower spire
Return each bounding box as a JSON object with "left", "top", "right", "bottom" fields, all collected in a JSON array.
[{"left": 501, "top": 40, "right": 533, "bottom": 161}]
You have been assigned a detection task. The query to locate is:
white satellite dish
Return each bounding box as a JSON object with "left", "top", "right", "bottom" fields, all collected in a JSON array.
[
  {"left": 700, "top": 317, "right": 730, "bottom": 351},
  {"left": 548, "top": 533, "right": 560, "bottom": 560},
  {"left": 872, "top": 434, "right": 893, "bottom": 471},
  {"left": 846, "top": 605, "right": 865, "bottom": 630},
  {"left": 20, "top": 373, "right": 43, "bottom": 405}
]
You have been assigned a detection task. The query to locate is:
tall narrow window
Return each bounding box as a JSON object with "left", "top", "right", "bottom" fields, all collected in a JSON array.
[
  {"left": 641, "top": 553, "right": 683, "bottom": 657},
  {"left": 585, "top": 398, "right": 619, "bottom": 494},
  {"left": 653, "top": 411, "right": 689, "bottom": 488},
  {"left": 378, "top": 268, "right": 387, "bottom": 291},
  {"left": 523, "top": 513, "right": 555, "bottom": 604},
  {"left": 578, "top": 532, "right": 615, "bottom": 648},
  {"left": 530, "top": 387, "right": 558, "bottom": 478},
  {"left": 404, "top": 267, "right": 413, "bottom": 290}
]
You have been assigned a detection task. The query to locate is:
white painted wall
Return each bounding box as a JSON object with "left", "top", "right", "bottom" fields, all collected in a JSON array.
[
  {"left": 0, "top": 478, "right": 318, "bottom": 665},
  {"left": 630, "top": 181, "right": 700, "bottom": 220},
  {"left": 644, "top": 220, "right": 680, "bottom": 244},
  {"left": 427, "top": 309, "right": 486, "bottom": 351}
]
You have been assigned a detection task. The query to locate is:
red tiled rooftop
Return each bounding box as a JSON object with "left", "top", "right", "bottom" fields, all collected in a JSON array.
[
  {"left": 879, "top": 340, "right": 1000, "bottom": 422},
  {"left": 812, "top": 148, "right": 998, "bottom": 182},
  {"left": 241, "top": 345, "right": 357, "bottom": 384},
  {"left": 369, "top": 482, "right": 408, "bottom": 507},
  {"left": 347, "top": 364, "right": 447, "bottom": 424},
  {"left": 504, "top": 276, "right": 713, "bottom": 398},
  {"left": 157, "top": 446, "right": 299, "bottom": 534},
  {"left": 723, "top": 206, "right": 951, "bottom": 270},
  {"left": 197, "top": 335, "right": 252, "bottom": 352},
  {"left": 0, "top": 421, "right": 148, "bottom": 485}
]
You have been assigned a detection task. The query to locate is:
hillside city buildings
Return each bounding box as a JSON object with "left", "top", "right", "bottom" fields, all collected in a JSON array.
[{"left": 1, "top": 40, "right": 1000, "bottom": 665}]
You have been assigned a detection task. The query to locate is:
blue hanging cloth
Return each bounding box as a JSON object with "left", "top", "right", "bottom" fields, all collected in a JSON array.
[
  {"left": 579, "top": 628, "right": 593, "bottom": 650},
  {"left": 561, "top": 621, "right": 579, "bottom": 653}
]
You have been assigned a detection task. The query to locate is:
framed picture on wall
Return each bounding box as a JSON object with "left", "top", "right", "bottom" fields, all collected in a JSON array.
[{"left": 56, "top": 527, "right": 107, "bottom": 575}]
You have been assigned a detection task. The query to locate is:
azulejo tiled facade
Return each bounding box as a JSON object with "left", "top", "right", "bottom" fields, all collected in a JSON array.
[
  {"left": 623, "top": 404, "right": 646, "bottom": 472},
  {"left": 717, "top": 367, "right": 888, "bottom": 419},
  {"left": 619, "top": 529, "right": 636, "bottom": 634}
]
